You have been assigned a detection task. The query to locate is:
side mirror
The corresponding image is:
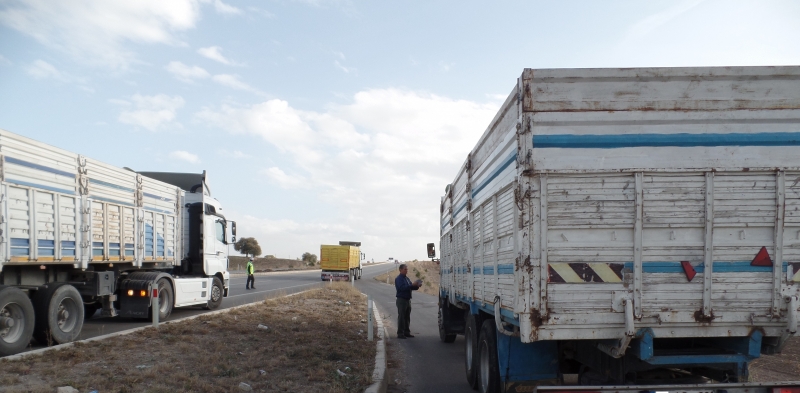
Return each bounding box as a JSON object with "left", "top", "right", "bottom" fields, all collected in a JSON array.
[
  {"left": 361, "top": 252, "right": 365, "bottom": 260},
  {"left": 427, "top": 243, "right": 436, "bottom": 258},
  {"left": 231, "top": 221, "right": 237, "bottom": 236},
  {"left": 231, "top": 236, "right": 236, "bottom": 243}
]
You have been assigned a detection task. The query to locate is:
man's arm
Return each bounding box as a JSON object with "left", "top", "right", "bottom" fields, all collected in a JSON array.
[{"left": 395, "top": 275, "right": 413, "bottom": 292}]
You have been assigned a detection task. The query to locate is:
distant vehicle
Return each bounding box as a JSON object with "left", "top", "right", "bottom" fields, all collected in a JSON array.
[
  {"left": 435, "top": 66, "right": 800, "bottom": 392},
  {"left": 0, "top": 130, "right": 234, "bottom": 356},
  {"left": 320, "top": 241, "right": 363, "bottom": 281}
]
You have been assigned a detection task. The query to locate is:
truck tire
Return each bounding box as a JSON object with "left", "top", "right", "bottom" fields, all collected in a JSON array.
[
  {"left": 438, "top": 301, "right": 457, "bottom": 343},
  {"left": 204, "top": 277, "right": 224, "bottom": 310},
  {"left": 465, "top": 312, "right": 480, "bottom": 389},
  {"left": 0, "top": 286, "right": 35, "bottom": 356},
  {"left": 32, "top": 284, "right": 84, "bottom": 346},
  {"left": 478, "top": 320, "right": 500, "bottom": 393},
  {"left": 150, "top": 278, "right": 174, "bottom": 322}
]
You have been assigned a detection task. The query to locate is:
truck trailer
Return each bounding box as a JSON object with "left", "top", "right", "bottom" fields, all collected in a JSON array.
[
  {"left": 435, "top": 66, "right": 800, "bottom": 392},
  {"left": 0, "top": 130, "right": 234, "bottom": 356},
  {"left": 320, "top": 241, "right": 363, "bottom": 281}
]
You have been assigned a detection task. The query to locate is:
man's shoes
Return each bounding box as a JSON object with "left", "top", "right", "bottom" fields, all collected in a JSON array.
[
  {"left": 245, "top": 287, "right": 250, "bottom": 290},
  {"left": 405, "top": 334, "right": 415, "bottom": 338},
  {"left": 251, "top": 287, "right": 256, "bottom": 289},
  {"left": 396, "top": 335, "right": 407, "bottom": 339}
]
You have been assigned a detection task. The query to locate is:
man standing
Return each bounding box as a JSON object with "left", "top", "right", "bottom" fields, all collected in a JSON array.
[
  {"left": 395, "top": 263, "right": 422, "bottom": 339},
  {"left": 246, "top": 258, "right": 256, "bottom": 290}
]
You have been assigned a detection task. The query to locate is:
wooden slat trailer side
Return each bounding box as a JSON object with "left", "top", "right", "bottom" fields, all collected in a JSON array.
[{"left": 436, "top": 66, "right": 800, "bottom": 392}]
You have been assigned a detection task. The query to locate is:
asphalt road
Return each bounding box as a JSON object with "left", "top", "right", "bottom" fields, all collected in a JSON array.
[{"left": 355, "top": 264, "right": 473, "bottom": 393}]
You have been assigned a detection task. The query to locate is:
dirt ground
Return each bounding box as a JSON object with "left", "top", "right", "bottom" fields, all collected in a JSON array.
[
  {"left": 0, "top": 282, "right": 376, "bottom": 393},
  {"left": 374, "top": 260, "right": 441, "bottom": 297},
  {"left": 229, "top": 256, "right": 317, "bottom": 272},
  {"left": 750, "top": 337, "right": 800, "bottom": 382}
]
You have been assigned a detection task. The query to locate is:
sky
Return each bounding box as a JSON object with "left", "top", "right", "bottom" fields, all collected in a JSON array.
[{"left": 1, "top": 0, "right": 799, "bottom": 261}]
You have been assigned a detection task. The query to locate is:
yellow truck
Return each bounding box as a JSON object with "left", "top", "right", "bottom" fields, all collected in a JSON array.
[{"left": 320, "top": 241, "right": 363, "bottom": 281}]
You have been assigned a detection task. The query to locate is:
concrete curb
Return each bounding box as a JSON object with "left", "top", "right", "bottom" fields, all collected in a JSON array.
[
  {"left": 2, "top": 288, "right": 317, "bottom": 362},
  {"left": 364, "top": 302, "right": 388, "bottom": 393}
]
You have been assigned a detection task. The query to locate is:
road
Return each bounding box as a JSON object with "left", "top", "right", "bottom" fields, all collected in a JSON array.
[{"left": 355, "top": 264, "right": 473, "bottom": 393}]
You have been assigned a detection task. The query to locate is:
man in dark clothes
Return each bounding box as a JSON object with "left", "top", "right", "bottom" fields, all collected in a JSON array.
[{"left": 395, "top": 263, "right": 422, "bottom": 339}]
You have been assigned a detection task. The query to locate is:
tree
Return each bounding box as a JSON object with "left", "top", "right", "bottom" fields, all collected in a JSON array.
[
  {"left": 234, "top": 237, "right": 262, "bottom": 258},
  {"left": 302, "top": 252, "right": 318, "bottom": 266}
]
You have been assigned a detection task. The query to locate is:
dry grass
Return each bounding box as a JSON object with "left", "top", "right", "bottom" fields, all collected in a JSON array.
[
  {"left": 0, "top": 282, "right": 376, "bottom": 393},
  {"left": 374, "top": 260, "right": 441, "bottom": 297},
  {"left": 230, "top": 256, "right": 317, "bottom": 272}
]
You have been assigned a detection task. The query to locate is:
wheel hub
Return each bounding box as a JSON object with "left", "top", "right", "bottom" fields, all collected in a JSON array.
[{"left": 0, "top": 303, "right": 24, "bottom": 343}]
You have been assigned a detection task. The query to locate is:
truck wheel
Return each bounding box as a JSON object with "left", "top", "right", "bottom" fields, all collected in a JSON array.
[
  {"left": 204, "top": 277, "right": 224, "bottom": 310},
  {"left": 465, "top": 312, "right": 480, "bottom": 389},
  {"left": 151, "top": 278, "right": 174, "bottom": 322},
  {"left": 0, "top": 286, "right": 35, "bottom": 356},
  {"left": 478, "top": 320, "right": 500, "bottom": 393},
  {"left": 33, "top": 284, "right": 84, "bottom": 345},
  {"left": 438, "top": 302, "right": 456, "bottom": 343}
]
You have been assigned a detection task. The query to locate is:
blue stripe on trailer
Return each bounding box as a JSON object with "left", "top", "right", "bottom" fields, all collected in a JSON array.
[
  {"left": 4, "top": 156, "right": 75, "bottom": 178},
  {"left": 5, "top": 178, "right": 76, "bottom": 195},
  {"left": 483, "top": 266, "right": 495, "bottom": 275},
  {"left": 622, "top": 261, "right": 787, "bottom": 273},
  {"left": 453, "top": 199, "right": 467, "bottom": 218},
  {"left": 471, "top": 151, "right": 517, "bottom": 199},
  {"left": 533, "top": 132, "right": 800, "bottom": 149},
  {"left": 497, "top": 264, "right": 515, "bottom": 274},
  {"left": 89, "top": 178, "right": 135, "bottom": 193},
  {"left": 144, "top": 206, "right": 174, "bottom": 214}
]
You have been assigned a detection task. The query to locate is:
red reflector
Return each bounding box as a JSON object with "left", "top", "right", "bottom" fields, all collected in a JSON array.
[
  {"left": 772, "top": 387, "right": 800, "bottom": 393},
  {"left": 681, "top": 261, "right": 696, "bottom": 281},
  {"left": 752, "top": 246, "right": 773, "bottom": 267},
  {"left": 152, "top": 288, "right": 158, "bottom": 297}
]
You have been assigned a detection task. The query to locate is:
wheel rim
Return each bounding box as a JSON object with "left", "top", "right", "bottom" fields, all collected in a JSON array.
[
  {"left": 56, "top": 296, "right": 79, "bottom": 333},
  {"left": 465, "top": 326, "right": 473, "bottom": 370},
  {"left": 211, "top": 285, "right": 221, "bottom": 302},
  {"left": 0, "top": 302, "right": 25, "bottom": 343},
  {"left": 479, "top": 340, "right": 490, "bottom": 392}
]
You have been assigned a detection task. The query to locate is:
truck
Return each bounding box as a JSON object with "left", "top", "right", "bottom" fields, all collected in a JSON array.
[
  {"left": 435, "top": 66, "right": 800, "bottom": 393},
  {"left": 0, "top": 129, "right": 235, "bottom": 356},
  {"left": 320, "top": 241, "right": 363, "bottom": 281}
]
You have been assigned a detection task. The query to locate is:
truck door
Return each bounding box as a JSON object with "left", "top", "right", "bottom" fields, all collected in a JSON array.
[{"left": 202, "top": 205, "right": 227, "bottom": 276}]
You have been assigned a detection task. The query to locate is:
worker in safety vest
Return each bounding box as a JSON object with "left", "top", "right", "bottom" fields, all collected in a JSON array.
[{"left": 246, "top": 258, "right": 256, "bottom": 290}]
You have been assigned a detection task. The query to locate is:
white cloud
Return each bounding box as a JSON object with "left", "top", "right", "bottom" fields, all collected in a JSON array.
[
  {"left": 0, "top": 54, "right": 11, "bottom": 66},
  {"left": 213, "top": 0, "right": 241, "bottom": 15},
  {"left": 261, "top": 167, "right": 310, "bottom": 189},
  {"left": 0, "top": 0, "right": 203, "bottom": 70},
  {"left": 118, "top": 94, "right": 185, "bottom": 131},
  {"left": 169, "top": 150, "right": 201, "bottom": 164},
  {"left": 26, "top": 59, "right": 66, "bottom": 81},
  {"left": 197, "top": 46, "right": 240, "bottom": 66},
  {"left": 438, "top": 61, "right": 454, "bottom": 72},
  {"left": 165, "top": 61, "right": 210, "bottom": 83},
  {"left": 621, "top": 0, "right": 706, "bottom": 45},
  {"left": 212, "top": 74, "right": 263, "bottom": 94},
  {"left": 196, "top": 88, "right": 500, "bottom": 258},
  {"left": 218, "top": 149, "right": 252, "bottom": 159},
  {"left": 334, "top": 60, "right": 356, "bottom": 74}
]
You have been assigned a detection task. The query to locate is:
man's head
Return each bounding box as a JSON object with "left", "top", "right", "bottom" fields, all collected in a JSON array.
[
  {"left": 249, "top": 258, "right": 253, "bottom": 262},
  {"left": 398, "top": 264, "right": 408, "bottom": 275}
]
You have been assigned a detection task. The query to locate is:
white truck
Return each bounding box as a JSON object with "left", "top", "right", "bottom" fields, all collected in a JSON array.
[
  {"left": 0, "top": 130, "right": 234, "bottom": 356},
  {"left": 435, "top": 66, "right": 800, "bottom": 392}
]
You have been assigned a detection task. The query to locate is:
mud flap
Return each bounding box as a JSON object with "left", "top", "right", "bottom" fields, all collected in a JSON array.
[{"left": 497, "top": 333, "right": 559, "bottom": 386}]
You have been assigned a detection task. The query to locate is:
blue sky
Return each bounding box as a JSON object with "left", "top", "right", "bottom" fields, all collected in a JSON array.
[{"left": 1, "top": 0, "right": 799, "bottom": 261}]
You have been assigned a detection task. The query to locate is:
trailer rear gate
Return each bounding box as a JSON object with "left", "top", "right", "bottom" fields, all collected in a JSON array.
[{"left": 440, "top": 66, "right": 800, "bottom": 344}]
